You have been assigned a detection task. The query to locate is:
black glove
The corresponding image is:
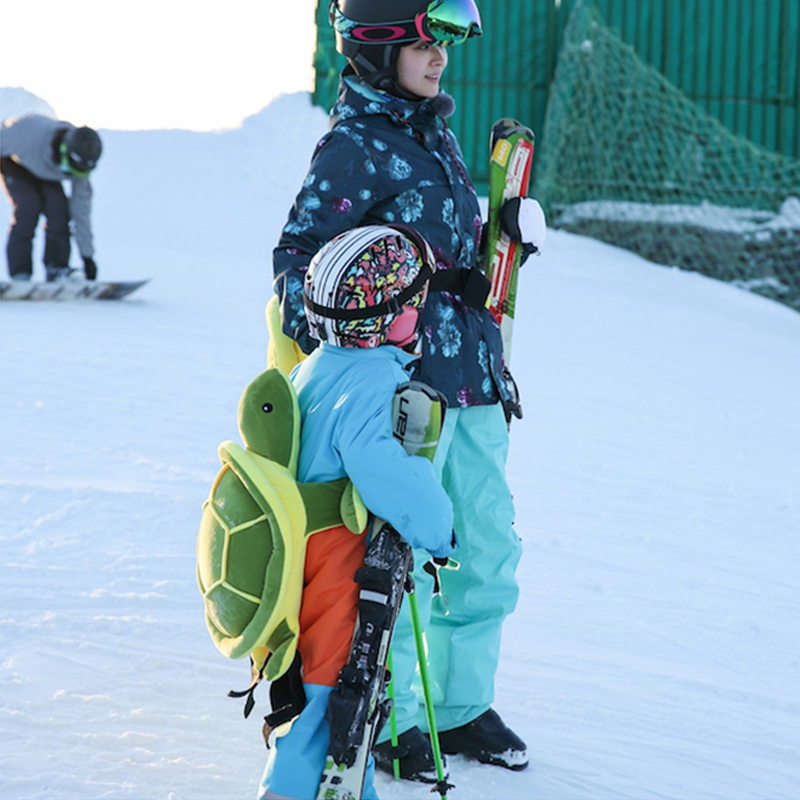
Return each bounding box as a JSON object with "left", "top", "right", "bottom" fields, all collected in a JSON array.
[
  {"left": 501, "top": 366, "right": 523, "bottom": 424},
  {"left": 83, "top": 256, "right": 97, "bottom": 281}
]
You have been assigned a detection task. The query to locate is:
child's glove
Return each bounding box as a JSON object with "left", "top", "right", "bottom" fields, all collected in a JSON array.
[
  {"left": 424, "top": 541, "right": 460, "bottom": 596},
  {"left": 500, "top": 197, "right": 547, "bottom": 265}
]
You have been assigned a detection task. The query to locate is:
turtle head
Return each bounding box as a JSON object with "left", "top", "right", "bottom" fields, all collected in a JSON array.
[{"left": 237, "top": 369, "right": 300, "bottom": 474}]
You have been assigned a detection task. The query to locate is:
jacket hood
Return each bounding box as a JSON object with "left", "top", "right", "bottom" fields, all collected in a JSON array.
[{"left": 330, "top": 72, "right": 455, "bottom": 133}]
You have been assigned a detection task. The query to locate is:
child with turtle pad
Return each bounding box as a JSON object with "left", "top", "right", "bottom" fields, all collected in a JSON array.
[{"left": 259, "top": 224, "right": 454, "bottom": 799}]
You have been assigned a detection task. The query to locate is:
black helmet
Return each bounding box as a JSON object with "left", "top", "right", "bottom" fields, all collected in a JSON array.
[
  {"left": 60, "top": 126, "right": 102, "bottom": 176},
  {"left": 330, "top": 0, "right": 481, "bottom": 91}
]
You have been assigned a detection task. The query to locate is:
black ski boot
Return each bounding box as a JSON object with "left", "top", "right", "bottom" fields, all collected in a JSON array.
[
  {"left": 438, "top": 708, "right": 528, "bottom": 770},
  {"left": 374, "top": 726, "right": 448, "bottom": 784}
]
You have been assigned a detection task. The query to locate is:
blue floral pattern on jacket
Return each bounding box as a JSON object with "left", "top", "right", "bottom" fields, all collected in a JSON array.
[{"left": 273, "top": 74, "right": 510, "bottom": 409}]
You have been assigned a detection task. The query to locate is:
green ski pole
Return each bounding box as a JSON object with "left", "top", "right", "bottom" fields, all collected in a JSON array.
[
  {"left": 407, "top": 587, "right": 452, "bottom": 799},
  {"left": 386, "top": 649, "right": 401, "bottom": 781}
]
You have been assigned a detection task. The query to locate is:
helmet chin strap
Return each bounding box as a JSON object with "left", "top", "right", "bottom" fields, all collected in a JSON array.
[
  {"left": 363, "top": 69, "right": 429, "bottom": 102},
  {"left": 350, "top": 45, "right": 427, "bottom": 102}
]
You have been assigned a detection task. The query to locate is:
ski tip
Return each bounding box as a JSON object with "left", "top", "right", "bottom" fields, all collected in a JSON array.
[{"left": 490, "top": 118, "right": 535, "bottom": 145}]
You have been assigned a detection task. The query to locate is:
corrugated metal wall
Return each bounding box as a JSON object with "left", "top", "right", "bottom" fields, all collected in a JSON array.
[
  {"left": 312, "top": 0, "right": 800, "bottom": 193},
  {"left": 567, "top": 0, "right": 800, "bottom": 159}
]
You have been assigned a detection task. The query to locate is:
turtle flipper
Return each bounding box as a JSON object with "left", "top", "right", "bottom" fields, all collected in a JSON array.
[{"left": 299, "top": 479, "right": 368, "bottom": 536}]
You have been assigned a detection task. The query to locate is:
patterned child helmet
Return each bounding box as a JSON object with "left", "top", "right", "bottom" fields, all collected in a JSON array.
[{"left": 304, "top": 224, "right": 436, "bottom": 349}]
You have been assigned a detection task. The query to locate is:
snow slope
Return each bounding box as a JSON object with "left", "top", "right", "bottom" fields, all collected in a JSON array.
[
  {"left": 0, "top": 88, "right": 57, "bottom": 123},
  {"left": 1, "top": 91, "right": 799, "bottom": 800}
]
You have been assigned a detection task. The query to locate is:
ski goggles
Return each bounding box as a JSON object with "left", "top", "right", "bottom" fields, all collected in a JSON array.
[
  {"left": 330, "top": 0, "right": 482, "bottom": 47},
  {"left": 59, "top": 142, "right": 93, "bottom": 178},
  {"left": 384, "top": 284, "right": 429, "bottom": 348}
]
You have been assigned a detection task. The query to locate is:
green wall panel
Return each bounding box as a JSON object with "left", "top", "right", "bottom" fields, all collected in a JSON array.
[{"left": 313, "top": 0, "right": 800, "bottom": 193}]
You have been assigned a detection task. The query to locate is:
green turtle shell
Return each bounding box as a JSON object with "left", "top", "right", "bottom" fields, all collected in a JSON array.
[
  {"left": 197, "top": 368, "right": 366, "bottom": 681},
  {"left": 197, "top": 441, "right": 306, "bottom": 677}
]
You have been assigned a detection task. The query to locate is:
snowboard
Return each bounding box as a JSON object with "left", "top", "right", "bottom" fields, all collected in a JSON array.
[
  {"left": 0, "top": 279, "right": 149, "bottom": 301},
  {"left": 485, "top": 118, "right": 535, "bottom": 365}
]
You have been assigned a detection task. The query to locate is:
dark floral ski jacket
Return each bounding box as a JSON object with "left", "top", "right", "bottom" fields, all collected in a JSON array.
[{"left": 273, "top": 74, "right": 511, "bottom": 410}]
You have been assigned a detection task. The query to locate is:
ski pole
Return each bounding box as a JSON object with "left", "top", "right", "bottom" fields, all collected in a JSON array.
[
  {"left": 386, "top": 649, "right": 401, "bottom": 781},
  {"left": 407, "top": 588, "right": 452, "bottom": 799}
]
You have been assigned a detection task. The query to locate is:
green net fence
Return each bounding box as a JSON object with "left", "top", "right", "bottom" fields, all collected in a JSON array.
[{"left": 534, "top": 0, "right": 800, "bottom": 310}]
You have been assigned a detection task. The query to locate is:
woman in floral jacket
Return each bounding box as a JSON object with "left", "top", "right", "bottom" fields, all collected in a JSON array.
[
  {"left": 275, "top": 79, "right": 512, "bottom": 412},
  {"left": 272, "top": 0, "right": 541, "bottom": 784}
]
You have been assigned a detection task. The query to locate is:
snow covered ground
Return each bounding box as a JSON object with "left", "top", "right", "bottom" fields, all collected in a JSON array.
[
  {"left": 554, "top": 196, "right": 800, "bottom": 234},
  {"left": 2, "top": 91, "right": 800, "bottom": 800}
]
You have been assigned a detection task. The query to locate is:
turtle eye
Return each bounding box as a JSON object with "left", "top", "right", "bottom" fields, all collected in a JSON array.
[{"left": 262, "top": 403, "right": 273, "bottom": 413}]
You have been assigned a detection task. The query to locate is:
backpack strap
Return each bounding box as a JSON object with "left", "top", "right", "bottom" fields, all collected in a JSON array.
[
  {"left": 227, "top": 649, "right": 307, "bottom": 745},
  {"left": 262, "top": 651, "right": 307, "bottom": 747}
]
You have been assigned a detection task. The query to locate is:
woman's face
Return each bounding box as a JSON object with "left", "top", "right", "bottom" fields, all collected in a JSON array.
[{"left": 396, "top": 41, "right": 449, "bottom": 99}]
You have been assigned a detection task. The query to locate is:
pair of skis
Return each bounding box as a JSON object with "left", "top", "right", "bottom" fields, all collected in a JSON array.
[
  {"left": 317, "top": 518, "right": 414, "bottom": 799},
  {"left": 485, "top": 118, "right": 536, "bottom": 367}
]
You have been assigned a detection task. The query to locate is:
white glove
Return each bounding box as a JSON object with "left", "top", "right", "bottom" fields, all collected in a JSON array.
[{"left": 500, "top": 197, "right": 547, "bottom": 252}]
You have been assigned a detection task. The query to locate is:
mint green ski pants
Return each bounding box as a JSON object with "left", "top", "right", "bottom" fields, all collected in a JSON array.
[{"left": 380, "top": 402, "right": 523, "bottom": 736}]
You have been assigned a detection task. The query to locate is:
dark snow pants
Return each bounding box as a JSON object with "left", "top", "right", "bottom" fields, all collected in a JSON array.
[{"left": 1, "top": 157, "right": 70, "bottom": 279}]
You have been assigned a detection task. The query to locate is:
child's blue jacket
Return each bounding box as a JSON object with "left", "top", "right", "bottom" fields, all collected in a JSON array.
[{"left": 291, "top": 342, "right": 453, "bottom": 558}]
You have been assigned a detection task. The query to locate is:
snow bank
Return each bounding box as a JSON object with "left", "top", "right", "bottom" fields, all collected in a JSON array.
[
  {"left": 1, "top": 87, "right": 57, "bottom": 123},
  {"left": 555, "top": 197, "right": 800, "bottom": 234}
]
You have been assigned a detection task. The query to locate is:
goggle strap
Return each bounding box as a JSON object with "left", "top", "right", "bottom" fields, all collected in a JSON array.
[
  {"left": 305, "top": 262, "right": 433, "bottom": 321},
  {"left": 59, "top": 140, "right": 91, "bottom": 178},
  {"left": 331, "top": 0, "right": 480, "bottom": 46},
  {"left": 415, "top": 13, "right": 433, "bottom": 42}
]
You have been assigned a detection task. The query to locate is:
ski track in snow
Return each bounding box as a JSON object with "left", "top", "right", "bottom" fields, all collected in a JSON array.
[{"left": 2, "top": 92, "right": 800, "bottom": 799}]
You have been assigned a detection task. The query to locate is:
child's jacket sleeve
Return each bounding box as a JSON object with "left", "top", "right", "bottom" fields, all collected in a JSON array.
[{"left": 338, "top": 391, "right": 453, "bottom": 559}]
